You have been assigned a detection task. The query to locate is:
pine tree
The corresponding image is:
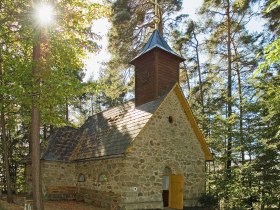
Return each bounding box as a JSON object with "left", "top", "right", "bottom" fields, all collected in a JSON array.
[
  {"left": 251, "top": 2, "right": 280, "bottom": 208},
  {"left": 198, "top": 0, "right": 261, "bottom": 208},
  {"left": 98, "top": 0, "right": 184, "bottom": 107}
]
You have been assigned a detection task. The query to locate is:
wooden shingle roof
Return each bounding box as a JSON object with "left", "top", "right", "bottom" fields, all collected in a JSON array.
[
  {"left": 42, "top": 84, "right": 213, "bottom": 162},
  {"left": 42, "top": 96, "right": 164, "bottom": 161},
  {"left": 42, "top": 126, "right": 79, "bottom": 161}
]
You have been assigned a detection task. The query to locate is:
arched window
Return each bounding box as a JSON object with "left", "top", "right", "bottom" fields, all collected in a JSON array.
[
  {"left": 162, "top": 166, "right": 172, "bottom": 207},
  {"left": 162, "top": 167, "right": 172, "bottom": 190},
  {"left": 98, "top": 173, "right": 108, "bottom": 182},
  {"left": 78, "top": 173, "right": 86, "bottom": 182}
]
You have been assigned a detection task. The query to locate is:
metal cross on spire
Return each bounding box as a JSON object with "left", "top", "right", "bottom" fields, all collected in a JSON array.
[{"left": 151, "top": 0, "right": 162, "bottom": 34}]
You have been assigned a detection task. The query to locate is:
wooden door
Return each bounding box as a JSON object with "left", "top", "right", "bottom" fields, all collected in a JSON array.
[{"left": 168, "top": 175, "right": 184, "bottom": 209}]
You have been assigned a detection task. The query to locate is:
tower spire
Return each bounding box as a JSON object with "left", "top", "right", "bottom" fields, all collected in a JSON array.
[{"left": 130, "top": 31, "right": 185, "bottom": 107}]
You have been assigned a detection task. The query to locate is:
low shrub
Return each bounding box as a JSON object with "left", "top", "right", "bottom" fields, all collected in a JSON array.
[{"left": 198, "top": 193, "right": 218, "bottom": 208}]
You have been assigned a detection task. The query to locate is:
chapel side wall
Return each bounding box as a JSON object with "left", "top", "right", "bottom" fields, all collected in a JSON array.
[
  {"left": 25, "top": 161, "right": 75, "bottom": 196},
  {"left": 74, "top": 157, "right": 127, "bottom": 208},
  {"left": 74, "top": 158, "right": 126, "bottom": 193},
  {"left": 41, "top": 160, "right": 76, "bottom": 196},
  {"left": 122, "top": 90, "right": 206, "bottom": 209}
]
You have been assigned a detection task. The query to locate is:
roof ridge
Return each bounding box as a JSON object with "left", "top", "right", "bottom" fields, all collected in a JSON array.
[{"left": 86, "top": 99, "right": 134, "bottom": 120}]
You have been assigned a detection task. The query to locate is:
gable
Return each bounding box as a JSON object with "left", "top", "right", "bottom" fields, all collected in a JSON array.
[
  {"left": 172, "top": 84, "right": 213, "bottom": 161},
  {"left": 129, "top": 83, "right": 212, "bottom": 161}
]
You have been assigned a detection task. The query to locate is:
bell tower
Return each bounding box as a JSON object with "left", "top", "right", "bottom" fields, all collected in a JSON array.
[{"left": 130, "top": 30, "right": 185, "bottom": 107}]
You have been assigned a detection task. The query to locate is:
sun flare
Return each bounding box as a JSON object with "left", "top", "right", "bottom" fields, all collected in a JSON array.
[{"left": 35, "top": 3, "right": 54, "bottom": 26}]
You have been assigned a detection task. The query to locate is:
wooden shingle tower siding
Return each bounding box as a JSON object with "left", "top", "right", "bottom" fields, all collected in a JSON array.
[{"left": 130, "top": 30, "right": 185, "bottom": 107}]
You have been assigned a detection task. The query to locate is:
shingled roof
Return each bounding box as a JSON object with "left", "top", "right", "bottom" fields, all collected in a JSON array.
[
  {"left": 130, "top": 29, "right": 184, "bottom": 63},
  {"left": 43, "top": 126, "right": 79, "bottom": 161},
  {"left": 42, "top": 96, "right": 164, "bottom": 162}
]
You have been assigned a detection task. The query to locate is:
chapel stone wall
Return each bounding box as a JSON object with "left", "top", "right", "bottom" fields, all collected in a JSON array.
[
  {"left": 25, "top": 161, "right": 75, "bottom": 197},
  {"left": 119, "top": 90, "right": 206, "bottom": 209},
  {"left": 73, "top": 157, "right": 126, "bottom": 209},
  {"left": 41, "top": 161, "right": 75, "bottom": 197},
  {"left": 28, "top": 90, "right": 206, "bottom": 210}
]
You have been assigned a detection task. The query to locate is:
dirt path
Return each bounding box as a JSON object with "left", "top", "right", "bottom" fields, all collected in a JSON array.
[{"left": 0, "top": 200, "right": 106, "bottom": 210}]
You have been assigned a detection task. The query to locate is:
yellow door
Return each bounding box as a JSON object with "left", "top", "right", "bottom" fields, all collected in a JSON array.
[{"left": 168, "top": 175, "right": 184, "bottom": 209}]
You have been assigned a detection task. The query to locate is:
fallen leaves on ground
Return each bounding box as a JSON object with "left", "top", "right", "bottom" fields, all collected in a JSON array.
[{"left": 0, "top": 199, "right": 106, "bottom": 210}]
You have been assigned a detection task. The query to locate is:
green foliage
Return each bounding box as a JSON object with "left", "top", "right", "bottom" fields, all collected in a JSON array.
[
  {"left": 198, "top": 193, "right": 218, "bottom": 207},
  {"left": 263, "top": 0, "right": 280, "bottom": 34},
  {"left": 0, "top": 0, "right": 107, "bottom": 193},
  {"left": 255, "top": 5, "right": 280, "bottom": 186},
  {"left": 0, "top": 0, "right": 279, "bottom": 208},
  {"left": 181, "top": 0, "right": 279, "bottom": 209},
  {"left": 259, "top": 38, "right": 280, "bottom": 69}
]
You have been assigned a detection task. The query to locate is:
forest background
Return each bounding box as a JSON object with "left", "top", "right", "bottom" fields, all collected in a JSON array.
[{"left": 0, "top": 0, "right": 279, "bottom": 210}]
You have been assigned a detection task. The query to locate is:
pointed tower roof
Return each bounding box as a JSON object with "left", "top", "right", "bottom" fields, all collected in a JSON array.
[{"left": 130, "top": 30, "right": 185, "bottom": 63}]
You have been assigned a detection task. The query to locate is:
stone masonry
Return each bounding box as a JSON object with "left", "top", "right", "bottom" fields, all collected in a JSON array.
[
  {"left": 119, "top": 90, "right": 205, "bottom": 209},
  {"left": 26, "top": 88, "right": 206, "bottom": 209}
]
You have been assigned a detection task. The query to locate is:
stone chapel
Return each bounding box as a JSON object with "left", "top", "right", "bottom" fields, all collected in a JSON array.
[{"left": 25, "top": 29, "right": 212, "bottom": 210}]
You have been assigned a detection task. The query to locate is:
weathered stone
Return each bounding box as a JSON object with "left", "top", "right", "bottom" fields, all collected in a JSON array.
[{"left": 25, "top": 90, "right": 207, "bottom": 210}]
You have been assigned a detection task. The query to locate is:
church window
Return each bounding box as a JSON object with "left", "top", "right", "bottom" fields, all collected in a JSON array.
[
  {"left": 98, "top": 173, "right": 108, "bottom": 182},
  {"left": 162, "top": 167, "right": 172, "bottom": 190},
  {"left": 78, "top": 173, "right": 86, "bottom": 182},
  {"left": 168, "top": 116, "right": 173, "bottom": 123}
]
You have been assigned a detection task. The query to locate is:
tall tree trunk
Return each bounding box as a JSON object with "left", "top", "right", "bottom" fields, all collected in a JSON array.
[
  {"left": 158, "top": 8, "right": 163, "bottom": 36},
  {"left": 0, "top": 47, "right": 13, "bottom": 203},
  {"left": 0, "top": 112, "right": 13, "bottom": 202},
  {"left": 233, "top": 40, "right": 253, "bottom": 209},
  {"left": 90, "top": 94, "right": 94, "bottom": 116},
  {"left": 232, "top": 40, "right": 245, "bottom": 163},
  {"left": 7, "top": 128, "right": 16, "bottom": 193},
  {"left": 193, "top": 30, "right": 205, "bottom": 115},
  {"left": 65, "top": 97, "right": 69, "bottom": 122},
  {"left": 31, "top": 29, "right": 44, "bottom": 210},
  {"left": 179, "top": 50, "right": 191, "bottom": 93},
  {"left": 43, "top": 124, "right": 47, "bottom": 140},
  {"left": 226, "top": 0, "right": 232, "bottom": 178}
]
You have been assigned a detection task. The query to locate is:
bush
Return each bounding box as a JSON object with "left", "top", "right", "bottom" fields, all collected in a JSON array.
[{"left": 198, "top": 193, "right": 218, "bottom": 208}]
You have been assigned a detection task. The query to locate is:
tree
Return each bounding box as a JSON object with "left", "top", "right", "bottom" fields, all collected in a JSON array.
[
  {"left": 198, "top": 0, "right": 261, "bottom": 208},
  {"left": 29, "top": 1, "right": 107, "bottom": 208},
  {"left": 0, "top": 85, "right": 13, "bottom": 203},
  {"left": 0, "top": 0, "right": 32, "bottom": 202},
  {"left": 262, "top": 0, "right": 280, "bottom": 35},
  {"left": 251, "top": 1, "right": 280, "bottom": 208},
  {"left": 171, "top": 19, "right": 212, "bottom": 136},
  {"left": 1, "top": 0, "right": 107, "bottom": 208},
  {"left": 98, "top": 0, "right": 184, "bottom": 107}
]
